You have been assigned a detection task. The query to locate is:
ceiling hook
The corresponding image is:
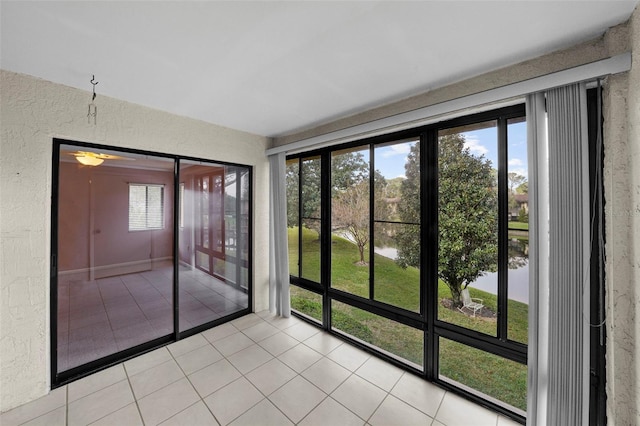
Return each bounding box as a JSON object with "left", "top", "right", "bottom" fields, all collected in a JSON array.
[
  {"left": 90, "top": 75, "right": 98, "bottom": 101},
  {"left": 88, "top": 74, "right": 99, "bottom": 124}
]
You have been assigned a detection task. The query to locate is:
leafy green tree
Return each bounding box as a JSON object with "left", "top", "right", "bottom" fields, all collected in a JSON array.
[
  {"left": 507, "top": 172, "right": 527, "bottom": 213},
  {"left": 516, "top": 181, "right": 528, "bottom": 194},
  {"left": 507, "top": 172, "right": 526, "bottom": 194},
  {"left": 286, "top": 160, "right": 300, "bottom": 228},
  {"left": 396, "top": 135, "right": 498, "bottom": 307},
  {"left": 394, "top": 144, "right": 421, "bottom": 269},
  {"left": 286, "top": 153, "right": 369, "bottom": 238}
]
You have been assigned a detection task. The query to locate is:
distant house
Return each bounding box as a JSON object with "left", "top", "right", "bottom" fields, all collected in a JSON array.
[{"left": 509, "top": 193, "right": 529, "bottom": 220}]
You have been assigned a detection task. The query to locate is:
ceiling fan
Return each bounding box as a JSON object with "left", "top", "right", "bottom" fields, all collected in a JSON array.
[{"left": 67, "top": 150, "right": 134, "bottom": 166}]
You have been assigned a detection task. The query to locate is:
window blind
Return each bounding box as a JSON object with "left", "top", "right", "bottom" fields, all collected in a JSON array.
[{"left": 129, "top": 184, "right": 164, "bottom": 230}]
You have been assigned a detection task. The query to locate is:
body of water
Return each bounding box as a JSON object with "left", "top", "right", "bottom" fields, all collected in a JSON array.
[
  {"left": 468, "top": 264, "right": 529, "bottom": 304},
  {"left": 374, "top": 244, "right": 530, "bottom": 305}
]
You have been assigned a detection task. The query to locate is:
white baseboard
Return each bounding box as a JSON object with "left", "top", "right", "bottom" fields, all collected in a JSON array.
[{"left": 58, "top": 257, "right": 173, "bottom": 280}]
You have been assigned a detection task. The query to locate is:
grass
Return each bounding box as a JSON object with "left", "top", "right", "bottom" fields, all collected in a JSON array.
[
  {"left": 288, "top": 226, "right": 528, "bottom": 411},
  {"left": 508, "top": 221, "right": 529, "bottom": 231}
]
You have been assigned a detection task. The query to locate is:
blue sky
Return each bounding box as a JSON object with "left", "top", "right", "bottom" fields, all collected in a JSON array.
[{"left": 373, "top": 121, "right": 528, "bottom": 181}]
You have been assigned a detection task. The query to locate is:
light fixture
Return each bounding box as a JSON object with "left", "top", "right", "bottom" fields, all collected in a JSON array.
[{"left": 75, "top": 155, "right": 104, "bottom": 166}]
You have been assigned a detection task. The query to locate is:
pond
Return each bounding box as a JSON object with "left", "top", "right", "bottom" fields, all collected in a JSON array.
[
  {"left": 469, "top": 263, "right": 529, "bottom": 304},
  {"left": 375, "top": 237, "right": 530, "bottom": 305}
]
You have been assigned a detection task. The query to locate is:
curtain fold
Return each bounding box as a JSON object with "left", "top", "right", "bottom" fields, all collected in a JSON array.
[
  {"left": 525, "top": 92, "right": 548, "bottom": 426},
  {"left": 269, "top": 153, "right": 291, "bottom": 317},
  {"left": 545, "top": 83, "right": 591, "bottom": 425}
]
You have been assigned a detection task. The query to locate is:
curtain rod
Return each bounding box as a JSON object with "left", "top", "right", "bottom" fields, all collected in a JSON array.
[{"left": 266, "top": 52, "right": 630, "bottom": 156}]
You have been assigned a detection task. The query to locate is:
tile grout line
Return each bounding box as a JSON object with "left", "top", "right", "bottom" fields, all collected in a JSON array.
[
  {"left": 432, "top": 388, "right": 448, "bottom": 425},
  {"left": 66, "top": 385, "right": 69, "bottom": 426},
  {"left": 153, "top": 336, "right": 212, "bottom": 425},
  {"left": 14, "top": 312, "right": 485, "bottom": 426},
  {"left": 122, "top": 364, "right": 141, "bottom": 422}
]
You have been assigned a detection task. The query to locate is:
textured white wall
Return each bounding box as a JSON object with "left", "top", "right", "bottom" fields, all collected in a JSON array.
[
  {"left": 604, "top": 5, "right": 640, "bottom": 425},
  {"left": 0, "top": 70, "right": 270, "bottom": 411}
]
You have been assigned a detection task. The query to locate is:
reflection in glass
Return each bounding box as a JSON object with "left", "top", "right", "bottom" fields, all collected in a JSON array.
[
  {"left": 331, "top": 147, "right": 370, "bottom": 297},
  {"left": 437, "top": 121, "right": 498, "bottom": 336},
  {"left": 57, "top": 144, "right": 175, "bottom": 373},
  {"left": 332, "top": 300, "right": 423, "bottom": 369},
  {"left": 439, "top": 338, "right": 527, "bottom": 413},
  {"left": 178, "top": 161, "right": 249, "bottom": 332},
  {"left": 507, "top": 118, "right": 529, "bottom": 344}
]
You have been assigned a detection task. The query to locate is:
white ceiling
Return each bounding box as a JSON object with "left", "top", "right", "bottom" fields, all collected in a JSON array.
[{"left": 1, "top": 1, "right": 638, "bottom": 138}]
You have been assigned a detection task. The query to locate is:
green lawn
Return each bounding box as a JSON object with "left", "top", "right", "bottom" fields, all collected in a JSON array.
[
  {"left": 288, "top": 226, "right": 528, "bottom": 411},
  {"left": 508, "top": 221, "right": 529, "bottom": 231}
]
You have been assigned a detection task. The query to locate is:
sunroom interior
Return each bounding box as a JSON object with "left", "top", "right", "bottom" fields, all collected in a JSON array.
[{"left": 1, "top": 1, "right": 640, "bottom": 425}]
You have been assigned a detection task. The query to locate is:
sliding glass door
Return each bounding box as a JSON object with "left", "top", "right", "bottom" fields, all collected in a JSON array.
[
  {"left": 52, "top": 140, "right": 251, "bottom": 384},
  {"left": 178, "top": 161, "right": 250, "bottom": 332}
]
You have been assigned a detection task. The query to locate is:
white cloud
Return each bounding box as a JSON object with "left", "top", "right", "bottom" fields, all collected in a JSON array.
[
  {"left": 510, "top": 168, "right": 528, "bottom": 177},
  {"left": 508, "top": 158, "right": 523, "bottom": 166},
  {"left": 463, "top": 136, "right": 488, "bottom": 156},
  {"left": 381, "top": 143, "right": 412, "bottom": 158}
]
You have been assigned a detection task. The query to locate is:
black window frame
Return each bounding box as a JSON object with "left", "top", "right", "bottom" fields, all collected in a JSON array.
[
  {"left": 50, "top": 138, "right": 254, "bottom": 387},
  {"left": 286, "top": 104, "right": 528, "bottom": 423}
]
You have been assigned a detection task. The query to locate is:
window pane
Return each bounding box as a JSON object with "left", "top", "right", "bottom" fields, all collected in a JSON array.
[
  {"left": 507, "top": 117, "right": 529, "bottom": 344},
  {"left": 373, "top": 140, "right": 420, "bottom": 312},
  {"left": 57, "top": 144, "right": 174, "bottom": 373},
  {"left": 179, "top": 183, "right": 185, "bottom": 228},
  {"left": 239, "top": 169, "right": 250, "bottom": 289},
  {"left": 373, "top": 222, "right": 420, "bottom": 312},
  {"left": 290, "top": 285, "right": 323, "bottom": 323},
  {"left": 438, "top": 121, "right": 498, "bottom": 336},
  {"left": 128, "top": 185, "right": 147, "bottom": 230},
  {"left": 439, "top": 338, "right": 527, "bottom": 414},
  {"left": 146, "top": 186, "right": 163, "bottom": 228},
  {"left": 373, "top": 139, "right": 419, "bottom": 223},
  {"left": 331, "top": 147, "right": 370, "bottom": 297},
  {"left": 331, "top": 300, "right": 423, "bottom": 369},
  {"left": 178, "top": 161, "right": 249, "bottom": 332},
  {"left": 286, "top": 159, "right": 300, "bottom": 277},
  {"left": 300, "top": 156, "right": 321, "bottom": 282}
]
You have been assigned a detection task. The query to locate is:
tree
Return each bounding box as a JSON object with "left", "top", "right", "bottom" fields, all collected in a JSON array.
[
  {"left": 395, "top": 143, "right": 421, "bottom": 269},
  {"left": 286, "top": 153, "right": 369, "bottom": 239},
  {"left": 507, "top": 172, "right": 527, "bottom": 214},
  {"left": 332, "top": 181, "right": 370, "bottom": 264},
  {"left": 507, "top": 172, "right": 526, "bottom": 194},
  {"left": 395, "top": 135, "right": 498, "bottom": 307},
  {"left": 516, "top": 181, "right": 528, "bottom": 194},
  {"left": 331, "top": 168, "right": 388, "bottom": 264},
  {"left": 286, "top": 160, "right": 301, "bottom": 228}
]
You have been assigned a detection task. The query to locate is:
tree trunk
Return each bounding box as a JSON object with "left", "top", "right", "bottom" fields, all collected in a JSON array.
[
  {"left": 449, "top": 284, "right": 463, "bottom": 308},
  {"left": 358, "top": 244, "right": 365, "bottom": 264}
]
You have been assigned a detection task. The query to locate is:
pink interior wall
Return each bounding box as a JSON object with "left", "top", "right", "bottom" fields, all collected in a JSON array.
[{"left": 58, "top": 161, "right": 174, "bottom": 272}]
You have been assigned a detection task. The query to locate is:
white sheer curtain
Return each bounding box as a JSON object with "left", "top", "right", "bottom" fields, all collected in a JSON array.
[
  {"left": 268, "top": 153, "right": 291, "bottom": 317},
  {"left": 526, "top": 92, "right": 549, "bottom": 426},
  {"left": 527, "top": 83, "right": 590, "bottom": 425}
]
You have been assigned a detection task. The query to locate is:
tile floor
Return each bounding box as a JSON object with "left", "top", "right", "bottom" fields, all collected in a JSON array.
[
  {"left": 57, "top": 265, "right": 248, "bottom": 371},
  {"left": 3, "top": 311, "right": 522, "bottom": 426}
]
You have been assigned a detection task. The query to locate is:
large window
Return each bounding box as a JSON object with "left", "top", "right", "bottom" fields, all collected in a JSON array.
[{"left": 286, "top": 105, "right": 528, "bottom": 421}]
